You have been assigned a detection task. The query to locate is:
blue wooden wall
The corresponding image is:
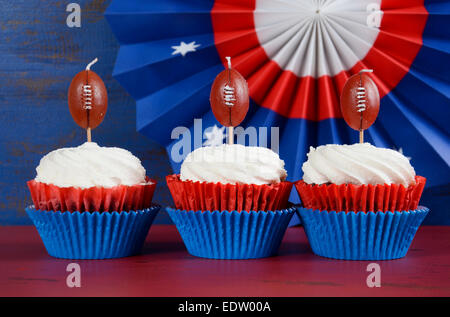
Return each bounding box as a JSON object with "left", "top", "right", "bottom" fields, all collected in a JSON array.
[{"left": 0, "top": 0, "right": 173, "bottom": 224}]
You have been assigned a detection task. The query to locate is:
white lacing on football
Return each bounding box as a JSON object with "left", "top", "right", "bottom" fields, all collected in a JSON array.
[
  {"left": 223, "top": 85, "right": 236, "bottom": 106},
  {"left": 356, "top": 69, "right": 373, "bottom": 112},
  {"left": 356, "top": 87, "right": 366, "bottom": 112},
  {"left": 83, "top": 84, "right": 92, "bottom": 110}
]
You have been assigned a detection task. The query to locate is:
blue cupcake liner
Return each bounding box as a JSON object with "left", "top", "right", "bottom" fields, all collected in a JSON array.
[
  {"left": 297, "top": 206, "right": 429, "bottom": 260},
  {"left": 25, "top": 205, "right": 160, "bottom": 259},
  {"left": 166, "top": 207, "right": 295, "bottom": 259}
]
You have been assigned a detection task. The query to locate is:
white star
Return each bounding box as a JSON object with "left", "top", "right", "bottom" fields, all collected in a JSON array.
[
  {"left": 171, "top": 41, "right": 200, "bottom": 57},
  {"left": 203, "top": 125, "right": 225, "bottom": 147}
]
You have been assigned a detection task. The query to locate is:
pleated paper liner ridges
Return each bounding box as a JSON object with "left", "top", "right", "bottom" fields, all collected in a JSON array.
[
  {"left": 167, "top": 207, "right": 295, "bottom": 259},
  {"left": 27, "top": 178, "right": 156, "bottom": 212},
  {"left": 295, "top": 176, "right": 426, "bottom": 212},
  {"left": 297, "top": 207, "right": 429, "bottom": 260},
  {"left": 26, "top": 206, "right": 160, "bottom": 259},
  {"left": 166, "top": 174, "right": 292, "bottom": 212}
]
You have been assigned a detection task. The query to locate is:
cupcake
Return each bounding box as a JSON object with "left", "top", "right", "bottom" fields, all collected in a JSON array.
[
  {"left": 26, "top": 58, "right": 160, "bottom": 259},
  {"left": 295, "top": 143, "right": 428, "bottom": 260},
  {"left": 26, "top": 142, "right": 159, "bottom": 259},
  {"left": 166, "top": 144, "right": 295, "bottom": 259}
]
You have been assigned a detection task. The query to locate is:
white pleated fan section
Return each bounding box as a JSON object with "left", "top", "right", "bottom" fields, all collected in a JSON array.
[{"left": 254, "top": 0, "right": 383, "bottom": 78}]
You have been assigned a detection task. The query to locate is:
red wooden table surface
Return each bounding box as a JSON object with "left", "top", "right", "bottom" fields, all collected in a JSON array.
[{"left": 0, "top": 225, "right": 449, "bottom": 297}]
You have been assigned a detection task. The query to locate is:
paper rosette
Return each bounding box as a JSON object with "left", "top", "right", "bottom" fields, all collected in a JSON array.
[
  {"left": 166, "top": 174, "right": 292, "bottom": 212},
  {"left": 26, "top": 205, "right": 160, "bottom": 259},
  {"left": 167, "top": 207, "right": 295, "bottom": 259},
  {"left": 297, "top": 206, "right": 429, "bottom": 260},
  {"left": 295, "top": 176, "right": 426, "bottom": 213},
  {"left": 27, "top": 178, "right": 156, "bottom": 212},
  {"left": 105, "top": 0, "right": 450, "bottom": 211}
]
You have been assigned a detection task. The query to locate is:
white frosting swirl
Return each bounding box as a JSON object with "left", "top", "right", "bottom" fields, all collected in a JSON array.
[
  {"left": 302, "top": 143, "right": 416, "bottom": 186},
  {"left": 180, "top": 144, "right": 287, "bottom": 185},
  {"left": 35, "top": 142, "right": 147, "bottom": 188}
]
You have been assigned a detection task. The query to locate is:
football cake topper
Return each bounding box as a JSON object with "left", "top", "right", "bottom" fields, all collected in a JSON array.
[
  {"left": 68, "top": 58, "right": 108, "bottom": 142},
  {"left": 340, "top": 69, "right": 380, "bottom": 143},
  {"left": 210, "top": 56, "right": 249, "bottom": 144}
]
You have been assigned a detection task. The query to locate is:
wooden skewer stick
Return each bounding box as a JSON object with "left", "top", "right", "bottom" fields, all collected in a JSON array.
[
  {"left": 228, "top": 126, "right": 234, "bottom": 145},
  {"left": 359, "top": 129, "right": 364, "bottom": 143},
  {"left": 87, "top": 127, "right": 92, "bottom": 142}
]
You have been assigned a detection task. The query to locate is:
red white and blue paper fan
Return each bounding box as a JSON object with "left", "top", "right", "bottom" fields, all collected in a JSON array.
[{"left": 105, "top": 0, "right": 450, "bottom": 217}]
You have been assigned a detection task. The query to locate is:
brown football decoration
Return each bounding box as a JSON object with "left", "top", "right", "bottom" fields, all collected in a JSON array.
[
  {"left": 68, "top": 68, "right": 107, "bottom": 130},
  {"left": 210, "top": 67, "right": 249, "bottom": 127},
  {"left": 340, "top": 70, "right": 380, "bottom": 131}
]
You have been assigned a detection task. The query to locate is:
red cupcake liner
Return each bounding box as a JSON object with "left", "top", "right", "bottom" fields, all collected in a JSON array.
[
  {"left": 166, "top": 174, "right": 293, "bottom": 212},
  {"left": 27, "top": 177, "right": 156, "bottom": 212},
  {"left": 295, "top": 176, "right": 426, "bottom": 213}
]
